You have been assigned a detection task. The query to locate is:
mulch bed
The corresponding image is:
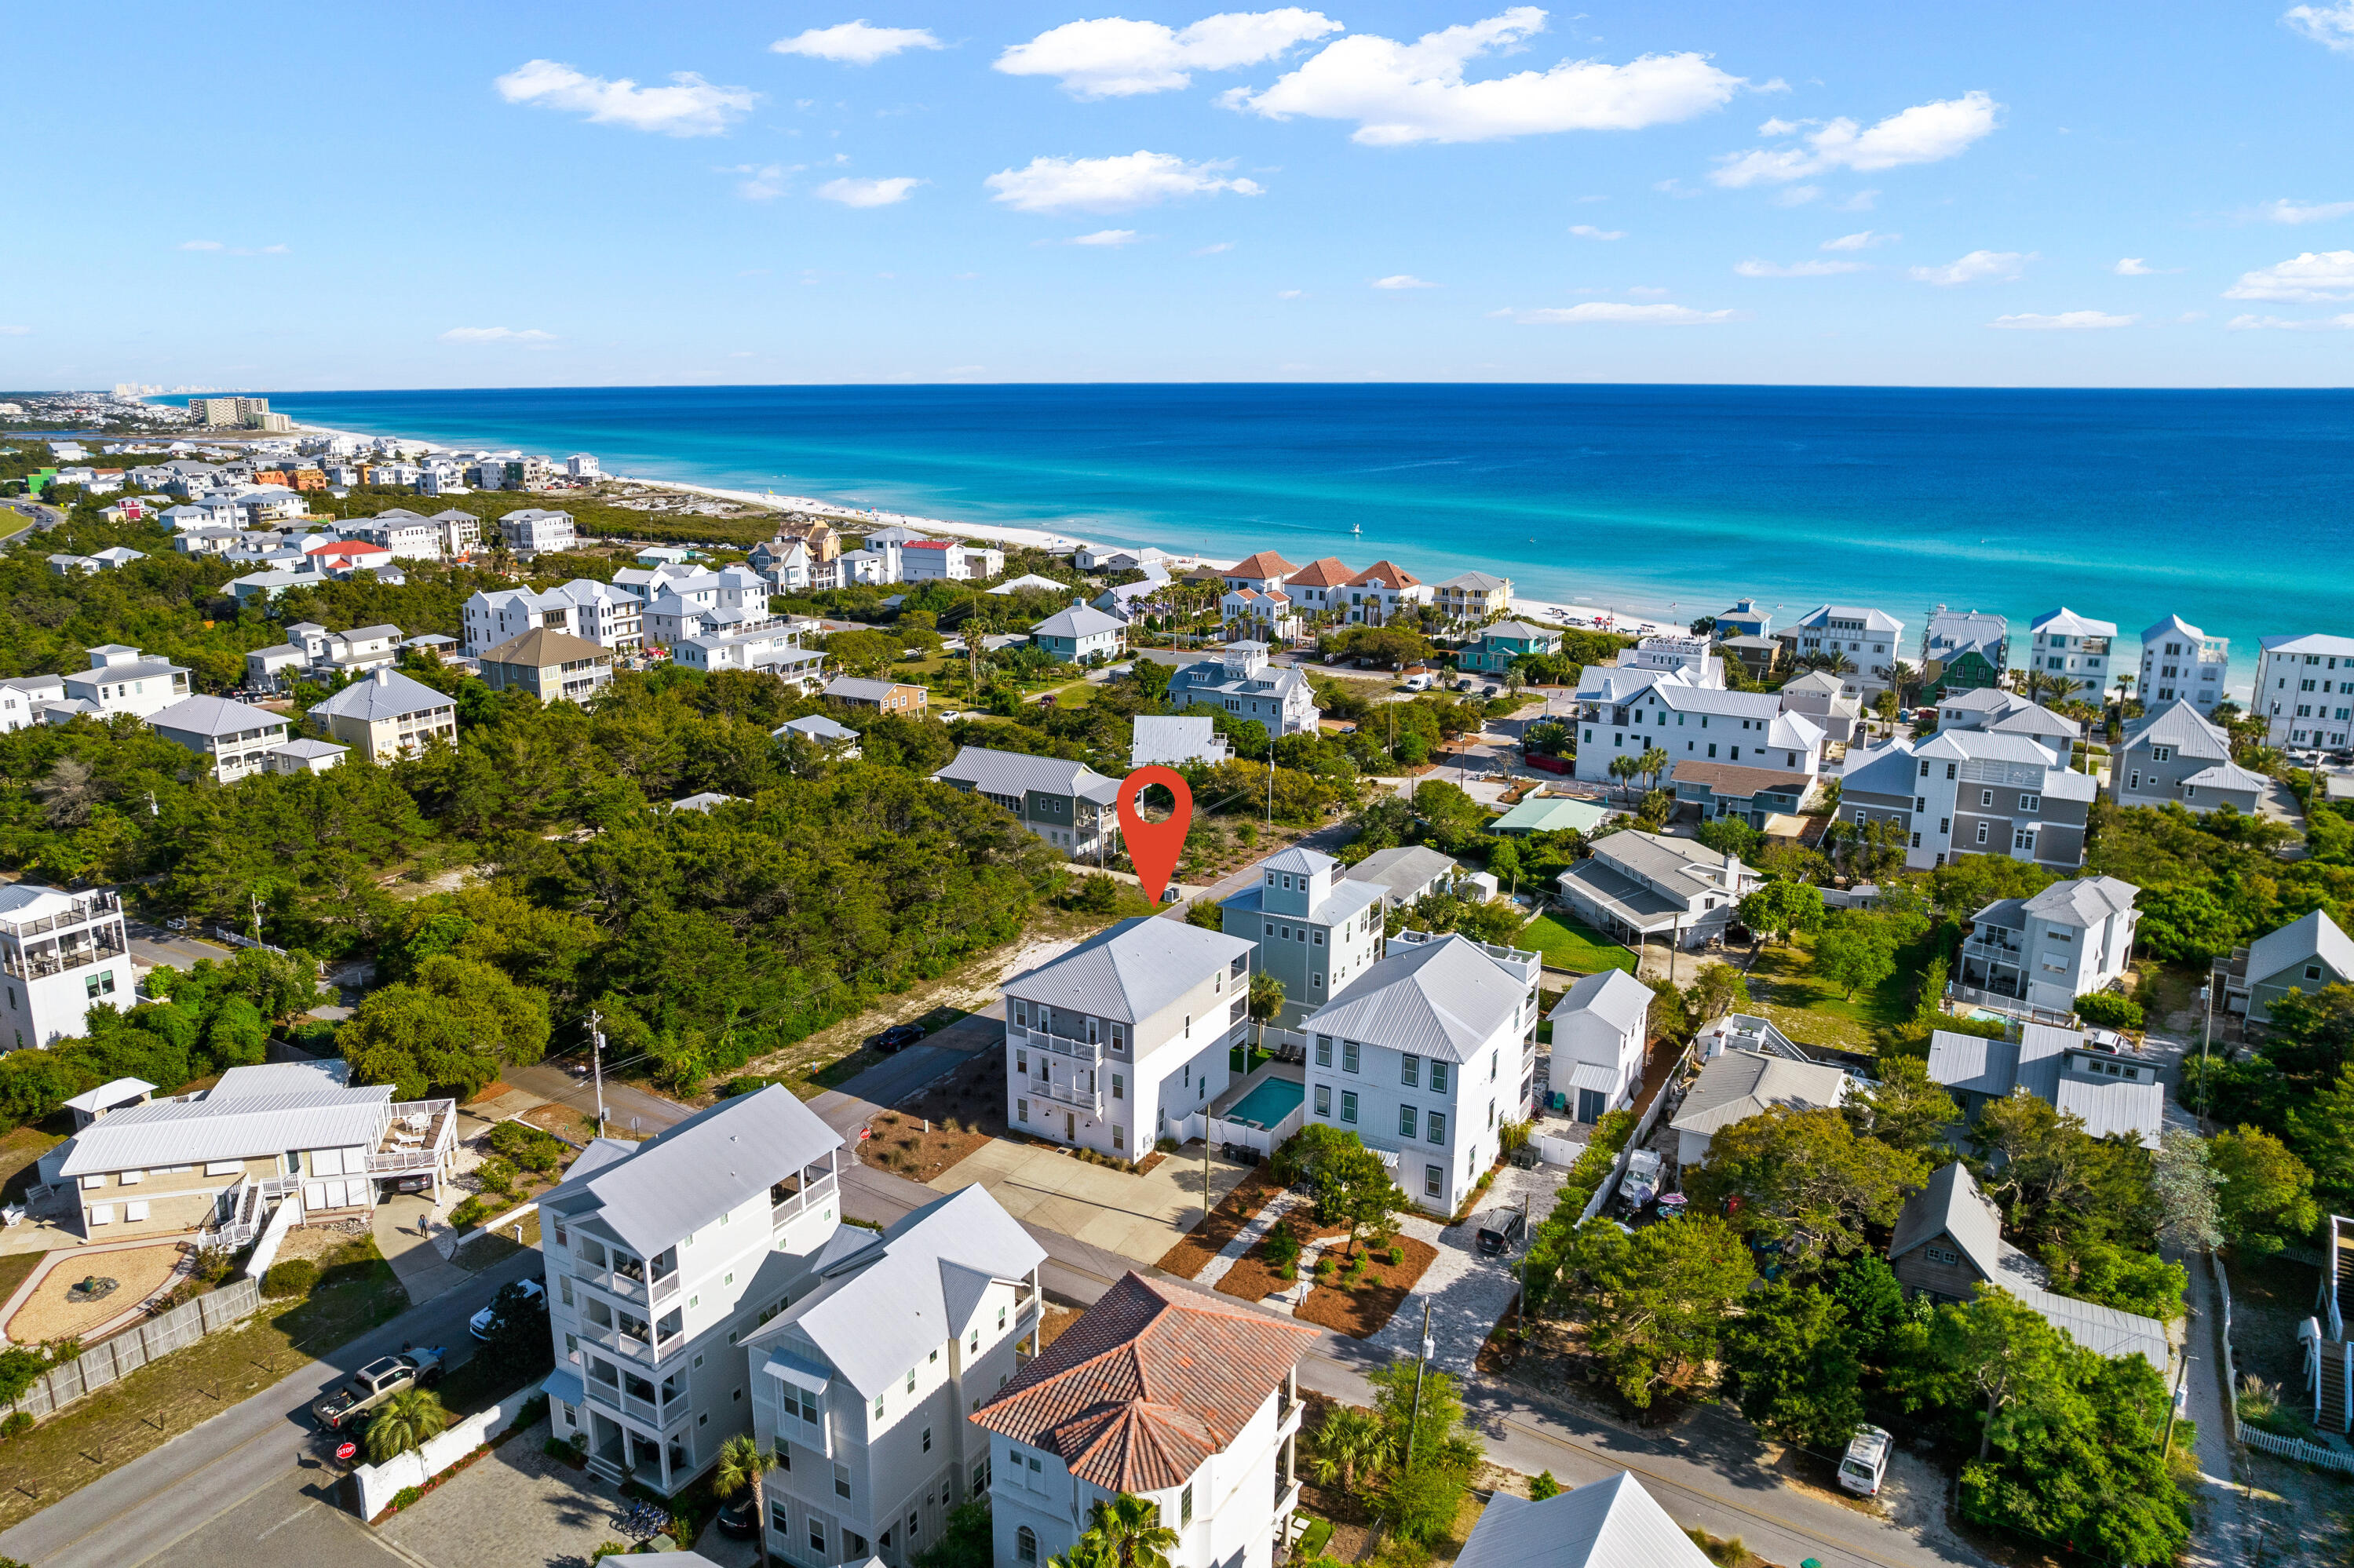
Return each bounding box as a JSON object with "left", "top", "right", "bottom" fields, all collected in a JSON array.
[
  {"left": 1294, "top": 1235, "right": 1440, "bottom": 1338},
  {"left": 856, "top": 1109, "right": 995, "bottom": 1182},
  {"left": 1155, "top": 1166, "right": 1287, "bottom": 1279}
]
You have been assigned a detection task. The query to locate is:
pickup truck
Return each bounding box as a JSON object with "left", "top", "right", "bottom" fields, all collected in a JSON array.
[{"left": 312, "top": 1349, "right": 445, "bottom": 1431}]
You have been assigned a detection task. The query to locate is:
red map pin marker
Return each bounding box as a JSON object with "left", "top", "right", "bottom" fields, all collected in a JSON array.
[{"left": 1115, "top": 766, "right": 1193, "bottom": 906}]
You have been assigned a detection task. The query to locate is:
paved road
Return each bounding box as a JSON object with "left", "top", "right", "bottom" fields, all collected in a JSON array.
[
  {"left": 0, "top": 1249, "right": 541, "bottom": 1568},
  {"left": 126, "top": 921, "right": 243, "bottom": 974},
  {"left": 501, "top": 1057, "right": 690, "bottom": 1139}
]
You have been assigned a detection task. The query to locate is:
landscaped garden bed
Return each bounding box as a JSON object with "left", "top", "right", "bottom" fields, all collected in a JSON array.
[
  {"left": 1294, "top": 1235, "right": 1440, "bottom": 1338},
  {"left": 1155, "top": 1166, "right": 1288, "bottom": 1279},
  {"left": 856, "top": 1109, "right": 994, "bottom": 1181}
]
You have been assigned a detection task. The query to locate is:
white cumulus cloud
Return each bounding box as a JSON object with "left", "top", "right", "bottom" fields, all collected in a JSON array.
[
  {"left": 1569, "top": 224, "right": 1624, "bottom": 239},
  {"left": 1987, "top": 311, "right": 2137, "bottom": 330},
  {"left": 984, "top": 151, "right": 1261, "bottom": 213},
  {"left": 1510, "top": 302, "right": 1739, "bottom": 324},
  {"left": 996, "top": 9, "right": 1341, "bottom": 97},
  {"left": 2285, "top": 0, "right": 2354, "bottom": 51},
  {"left": 495, "top": 59, "right": 756, "bottom": 136},
  {"left": 2113, "top": 257, "right": 2155, "bottom": 275},
  {"left": 1711, "top": 90, "right": 1999, "bottom": 187},
  {"left": 730, "top": 163, "right": 794, "bottom": 200},
  {"left": 178, "top": 239, "right": 224, "bottom": 251},
  {"left": 1222, "top": 7, "right": 1742, "bottom": 147},
  {"left": 1908, "top": 249, "right": 2031, "bottom": 286},
  {"left": 1276, "top": 288, "right": 1305, "bottom": 298},
  {"left": 2260, "top": 198, "right": 2354, "bottom": 224},
  {"left": 2224, "top": 250, "right": 2354, "bottom": 302},
  {"left": 1071, "top": 228, "right": 1142, "bottom": 245},
  {"left": 816, "top": 176, "right": 924, "bottom": 206},
  {"left": 440, "top": 327, "right": 558, "bottom": 344},
  {"left": 1734, "top": 258, "right": 1867, "bottom": 276},
  {"left": 2228, "top": 312, "right": 2354, "bottom": 329},
  {"left": 1823, "top": 229, "right": 1897, "bottom": 250},
  {"left": 771, "top": 21, "right": 943, "bottom": 64},
  {"left": 1372, "top": 275, "right": 1438, "bottom": 289}
]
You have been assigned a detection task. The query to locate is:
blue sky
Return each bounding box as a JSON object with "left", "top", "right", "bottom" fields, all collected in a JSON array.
[{"left": 7, "top": 0, "right": 2354, "bottom": 388}]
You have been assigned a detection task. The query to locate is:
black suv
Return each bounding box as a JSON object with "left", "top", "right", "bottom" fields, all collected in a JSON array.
[{"left": 867, "top": 1023, "right": 925, "bottom": 1053}]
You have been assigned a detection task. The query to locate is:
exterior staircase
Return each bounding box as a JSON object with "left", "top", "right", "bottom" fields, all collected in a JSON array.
[{"left": 2323, "top": 1340, "right": 2352, "bottom": 1435}]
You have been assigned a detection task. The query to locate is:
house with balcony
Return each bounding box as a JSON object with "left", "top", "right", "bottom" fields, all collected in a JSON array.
[
  {"left": 1432, "top": 571, "right": 1512, "bottom": 625},
  {"left": 1951, "top": 876, "right": 2139, "bottom": 1016},
  {"left": 935, "top": 746, "right": 1122, "bottom": 862},
  {"left": 1776, "top": 669, "right": 1863, "bottom": 744},
  {"left": 1668, "top": 1050, "right": 1852, "bottom": 1167},
  {"left": 40, "top": 1059, "right": 457, "bottom": 1242},
  {"left": 973, "top": 1270, "right": 1319, "bottom": 1568},
  {"left": 2211, "top": 910, "right": 2354, "bottom": 1024},
  {"left": 1921, "top": 608, "right": 2009, "bottom": 699},
  {"left": 1279, "top": 558, "right": 1356, "bottom": 620},
  {"left": 538, "top": 1086, "right": 845, "bottom": 1495},
  {"left": 1571, "top": 651, "right": 1823, "bottom": 790},
  {"left": 479, "top": 628, "right": 615, "bottom": 706},
  {"left": 2027, "top": 608, "right": 2117, "bottom": 701},
  {"left": 1555, "top": 833, "right": 1757, "bottom": 951},
  {"left": 0, "top": 884, "right": 133, "bottom": 1053},
  {"left": 1774, "top": 605, "right": 1905, "bottom": 702},
  {"left": 1002, "top": 917, "right": 1256, "bottom": 1156},
  {"left": 1932, "top": 688, "right": 2082, "bottom": 752},
  {"left": 345, "top": 509, "right": 445, "bottom": 561},
  {"left": 1458, "top": 620, "right": 1559, "bottom": 676},
  {"left": 2257, "top": 633, "right": 2354, "bottom": 749},
  {"left": 1549, "top": 968, "right": 1655, "bottom": 1125},
  {"left": 44, "top": 644, "right": 191, "bottom": 724},
  {"left": 1925, "top": 1023, "right": 2164, "bottom": 1148},
  {"left": 1834, "top": 731, "right": 2096, "bottom": 871},
  {"left": 148, "top": 695, "right": 290, "bottom": 782},
  {"left": 1221, "top": 587, "right": 1301, "bottom": 644},
  {"left": 674, "top": 625, "right": 827, "bottom": 687},
  {"left": 1342, "top": 560, "right": 1429, "bottom": 625},
  {"left": 2140, "top": 615, "right": 2229, "bottom": 717},
  {"left": 2111, "top": 701, "right": 2267, "bottom": 815},
  {"left": 1164, "top": 643, "right": 1320, "bottom": 738},
  {"left": 307, "top": 667, "right": 458, "bottom": 762},
  {"left": 498, "top": 507, "right": 576, "bottom": 556},
  {"left": 1300, "top": 928, "right": 1541, "bottom": 1216},
  {"left": 1218, "top": 846, "right": 1386, "bottom": 1025},
  {"left": 744, "top": 1185, "right": 1045, "bottom": 1568},
  {"left": 1030, "top": 600, "right": 1129, "bottom": 664},
  {"left": 1219, "top": 551, "right": 1298, "bottom": 595}
]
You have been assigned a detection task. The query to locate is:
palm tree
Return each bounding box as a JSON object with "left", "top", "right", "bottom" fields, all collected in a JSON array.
[
  {"left": 1608, "top": 753, "right": 1640, "bottom": 802},
  {"left": 1637, "top": 746, "right": 1670, "bottom": 793},
  {"left": 1306, "top": 1405, "right": 1389, "bottom": 1492},
  {"left": 714, "top": 1432, "right": 781, "bottom": 1566},
  {"left": 363, "top": 1387, "right": 450, "bottom": 1464},
  {"left": 1084, "top": 1493, "right": 1181, "bottom": 1568}
]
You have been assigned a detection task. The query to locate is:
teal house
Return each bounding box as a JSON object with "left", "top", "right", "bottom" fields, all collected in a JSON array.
[{"left": 1458, "top": 619, "right": 1561, "bottom": 675}]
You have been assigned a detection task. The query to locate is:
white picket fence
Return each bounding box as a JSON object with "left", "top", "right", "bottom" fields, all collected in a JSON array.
[{"left": 2242, "top": 1427, "right": 2354, "bottom": 1475}]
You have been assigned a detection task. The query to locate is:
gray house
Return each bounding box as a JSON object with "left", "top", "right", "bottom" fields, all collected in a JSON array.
[
  {"left": 1029, "top": 600, "right": 1128, "bottom": 663},
  {"left": 1164, "top": 641, "right": 1320, "bottom": 737},
  {"left": 932, "top": 746, "right": 1122, "bottom": 862},
  {"left": 1925, "top": 1022, "right": 2163, "bottom": 1148},
  {"left": 2215, "top": 909, "right": 2354, "bottom": 1023},
  {"left": 2111, "top": 699, "right": 2268, "bottom": 815},
  {"left": 1341, "top": 845, "right": 1464, "bottom": 908},
  {"left": 1219, "top": 845, "right": 1385, "bottom": 1023},
  {"left": 1933, "top": 687, "right": 2082, "bottom": 751}
]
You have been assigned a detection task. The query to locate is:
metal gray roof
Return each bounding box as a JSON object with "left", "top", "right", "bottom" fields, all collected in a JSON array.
[
  {"left": 1457, "top": 1474, "right": 1710, "bottom": 1568},
  {"left": 1915, "top": 730, "right": 2060, "bottom": 767},
  {"left": 1669, "top": 1050, "right": 1849, "bottom": 1137},
  {"left": 746, "top": 1184, "right": 1044, "bottom": 1398},
  {"left": 823, "top": 676, "right": 912, "bottom": 702},
  {"left": 1341, "top": 845, "right": 1463, "bottom": 899},
  {"left": 1302, "top": 933, "right": 1531, "bottom": 1063},
  {"left": 1032, "top": 602, "right": 1127, "bottom": 638},
  {"left": 538, "top": 1086, "right": 843, "bottom": 1257},
  {"left": 150, "top": 695, "right": 288, "bottom": 738},
  {"left": 1005, "top": 917, "right": 1254, "bottom": 1026},
  {"left": 1549, "top": 967, "right": 1653, "bottom": 1036},
  {"left": 1263, "top": 845, "right": 1337, "bottom": 878},
  {"left": 211, "top": 1059, "right": 351, "bottom": 1096},
  {"left": 935, "top": 745, "right": 1121, "bottom": 805},
  {"left": 2053, "top": 1071, "right": 2164, "bottom": 1147},
  {"left": 58, "top": 1085, "right": 392, "bottom": 1176},
  {"left": 2021, "top": 876, "right": 2139, "bottom": 928},
  {"left": 1839, "top": 742, "right": 1922, "bottom": 800},
  {"left": 308, "top": 668, "right": 454, "bottom": 723},
  {"left": 1889, "top": 1161, "right": 2007, "bottom": 1274},
  {"left": 778, "top": 713, "right": 858, "bottom": 742},
  {"left": 2122, "top": 699, "right": 2231, "bottom": 760},
  {"left": 2248, "top": 910, "right": 2354, "bottom": 987}
]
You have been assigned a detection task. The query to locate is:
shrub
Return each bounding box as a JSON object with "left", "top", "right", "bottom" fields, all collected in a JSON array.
[
  {"left": 2074, "top": 990, "right": 2144, "bottom": 1030},
  {"left": 392, "top": 1486, "right": 423, "bottom": 1511},
  {"left": 718, "top": 1074, "right": 779, "bottom": 1098},
  {"left": 473, "top": 1155, "right": 518, "bottom": 1198},
  {"left": 448, "top": 1195, "right": 494, "bottom": 1229},
  {"left": 1529, "top": 1470, "right": 1561, "bottom": 1500},
  {"left": 1384, "top": 1243, "right": 1404, "bottom": 1267},
  {"left": 486, "top": 1119, "right": 565, "bottom": 1173},
  {"left": 261, "top": 1259, "right": 319, "bottom": 1299},
  {"left": 545, "top": 1435, "right": 581, "bottom": 1464},
  {"left": 0, "top": 1412, "right": 31, "bottom": 1439}
]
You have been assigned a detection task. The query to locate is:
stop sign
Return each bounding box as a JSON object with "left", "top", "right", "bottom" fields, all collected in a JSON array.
[{"left": 335, "top": 1441, "right": 357, "bottom": 1462}]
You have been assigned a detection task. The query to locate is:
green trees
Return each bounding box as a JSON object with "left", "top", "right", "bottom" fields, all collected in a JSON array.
[
  {"left": 1846, "top": 1056, "right": 1959, "bottom": 1158},
  {"left": 1695, "top": 816, "right": 1762, "bottom": 862},
  {"left": 713, "top": 1432, "right": 783, "bottom": 1567},
  {"left": 1737, "top": 878, "right": 1824, "bottom": 946},
  {"left": 1275, "top": 1126, "right": 1407, "bottom": 1256},
  {"left": 2070, "top": 990, "right": 2144, "bottom": 1030},
  {"left": 1077, "top": 1493, "right": 1180, "bottom": 1568},
  {"left": 2209, "top": 1125, "right": 2319, "bottom": 1255},
  {"left": 1365, "top": 1362, "right": 1484, "bottom": 1544},
  {"left": 1568, "top": 1215, "right": 1753, "bottom": 1411},
  {"left": 338, "top": 954, "right": 551, "bottom": 1100},
  {"left": 1688, "top": 1107, "right": 1925, "bottom": 1269},
  {"left": 1812, "top": 913, "right": 1897, "bottom": 1000},
  {"left": 363, "top": 1387, "right": 451, "bottom": 1463},
  {"left": 911, "top": 1502, "right": 995, "bottom": 1568},
  {"left": 1305, "top": 1405, "right": 1386, "bottom": 1491},
  {"left": 1719, "top": 1283, "right": 1866, "bottom": 1449}
]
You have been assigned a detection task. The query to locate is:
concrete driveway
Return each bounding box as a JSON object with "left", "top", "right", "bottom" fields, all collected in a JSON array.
[
  {"left": 931, "top": 1140, "right": 1257, "bottom": 1267},
  {"left": 372, "top": 1193, "right": 472, "bottom": 1305}
]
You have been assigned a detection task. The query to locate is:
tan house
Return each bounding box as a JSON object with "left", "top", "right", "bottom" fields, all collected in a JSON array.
[
  {"left": 307, "top": 666, "right": 458, "bottom": 762},
  {"left": 38, "top": 1059, "right": 457, "bottom": 1244},
  {"left": 479, "top": 627, "right": 615, "bottom": 705},
  {"left": 822, "top": 676, "right": 926, "bottom": 713}
]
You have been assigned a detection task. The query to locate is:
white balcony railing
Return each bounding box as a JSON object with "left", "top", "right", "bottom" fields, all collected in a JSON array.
[{"left": 1014, "top": 1025, "right": 1104, "bottom": 1067}]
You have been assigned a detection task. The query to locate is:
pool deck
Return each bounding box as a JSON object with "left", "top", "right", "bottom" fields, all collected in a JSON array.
[{"left": 1210, "top": 1059, "right": 1305, "bottom": 1128}]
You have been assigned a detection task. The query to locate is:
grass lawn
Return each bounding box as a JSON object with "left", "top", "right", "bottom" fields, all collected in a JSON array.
[
  {"left": 0, "top": 1233, "right": 410, "bottom": 1533},
  {"left": 1516, "top": 913, "right": 1638, "bottom": 975},
  {"left": 1742, "top": 932, "right": 1916, "bottom": 1053},
  {"left": 0, "top": 1119, "right": 67, "bottom": 1205}
]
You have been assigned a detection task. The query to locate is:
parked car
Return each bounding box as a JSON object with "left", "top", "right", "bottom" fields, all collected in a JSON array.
[
  {"left": 1474, "top": 1208, "right": 1526, "bottom": 1256},
  {"left": 1838, "top": 1425, "right": 1892, "bottom": 1497},
  {"left": 312, "top": 1350, "right": 444, "bottom": 1431},
  {"left": 468, "top": 1277, "right": 547, "bottom": 1341},
  {"left": 384, "top": 1172, "right": 433, "bottom": 1195},
  {"left": 716, "top": 1497, "right": 761, "bottom": 1538},
  {"left": 867, "top": 1023, "right": 925, "bottom": 1053}
]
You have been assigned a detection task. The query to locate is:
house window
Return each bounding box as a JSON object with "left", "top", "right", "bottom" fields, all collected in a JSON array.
[
  {"left": 1182, "top": 1484, "right": 1195, "bottom": 1526},
  {"left": 1975, "top": 822, "right": 1989, "bottom": 845},
  {"left": 836, "top": 1462, "right": 853, "bottom": 1497},
  {"left": 1018, "top": 1528, "right": 1038, "bottom": 1564},
  {"left": 2309, "top": 964, "right": 2325, "bottom": 982},
  {"left": 1431, "top": 1062, "right": 1449, "bottom": 1093},
  {"left": 1111, "top": 1074, "right": 1124, "bottom": 1100},
  {"left": 1315, "top": 1085, "right": 1331, "bottom": 1117},
  {"left": 1341, "top": 1091, "right": 1358, "bottom": 1124},
  {"left": 1425, "top": 1164, "right": 1442, "bottom": 1198},
  {"left": 1399, "top": 1104, "right": 1417, "bottom": 1138},
  {"left": 1925, "top": 1245, "right": 1960, "bottom": 1267},
  {"left": 1428, "top": 1110, "right": 1447, "bottom": 1143},
  {"left": 1016, "top": 1099, "right": 1028, "bottom": 1123},
  {"left": 2019, "top": 793, "right": 2040, "bottom": 812},
  {"left": 1401, "top": 1054, "right": 1420, "bottom": 1087},
  {"left": 1112, "top": 1125, "right": 1125, "bottom": 1150},
  {"left": 1315, "top": 1036, "right": 1331, "bottom": 1067},
  {"left": 1342, "top": 1041, "right": 1359, "bottom": 1074},
  {"left": 811, "top": 1522, "right": 829, "bottom": 1557},
  {"left": 1980, "top": 789, "right": 1994, "bottom": 807}
]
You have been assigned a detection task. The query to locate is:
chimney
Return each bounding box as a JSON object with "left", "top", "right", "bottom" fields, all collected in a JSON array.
[
  {"left": 374, "top": 668, "right": 392, "bottom": 687},
  {"left": 1721, "top": 848, "right": 1741, "bottom": 891}
]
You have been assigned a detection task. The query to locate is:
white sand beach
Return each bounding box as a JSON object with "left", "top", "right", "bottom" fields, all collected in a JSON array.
[{"left": 614, "top": 476, "right": 1104, "bottom": 555}]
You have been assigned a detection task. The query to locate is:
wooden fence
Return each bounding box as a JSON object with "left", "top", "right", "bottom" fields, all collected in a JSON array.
[{"left": 10, "top": 1277, "right": 262, "bottom": 1423}]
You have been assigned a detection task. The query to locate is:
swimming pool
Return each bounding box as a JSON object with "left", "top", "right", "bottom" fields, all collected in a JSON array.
[{"left": 1225, "top": 1077, "right": 1305, "bottom": 1129}]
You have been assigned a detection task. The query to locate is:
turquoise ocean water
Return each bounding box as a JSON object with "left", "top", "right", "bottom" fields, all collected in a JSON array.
[{"left": 262, "top": 384, "right": 2354, "bottom": 690}]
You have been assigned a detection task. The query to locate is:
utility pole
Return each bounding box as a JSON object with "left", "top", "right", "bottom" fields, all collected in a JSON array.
[
  {"left": 2161, "top": 1352, "right": 2195, "bottom": 1458},
  {"left": 589, "top": 1008, "right": 608, "bottom": 1133},
  {"left": 1405, "top": 1298, "right": 1435, "bottom": 1473},
  {"left": 249, "top": 889, "right": 263, "bottom": 947},
  {"left": 2199, "top": 982, "right": 2214, "bottom": 1127}
]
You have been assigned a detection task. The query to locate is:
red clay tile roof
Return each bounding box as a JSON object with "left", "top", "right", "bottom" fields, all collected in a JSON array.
[
  {"left": 1283, "top": 557, "right": 1356, "bottom": 589},
  {"left": 969, "top": 1272, "right": 1319, "bottom": 1491},
  {"left": 1224, "top": 551, "right": 1297, "bottom": 581},
  {"left": 1347, "top": 559, "right": 1422, "bottom": 588}
]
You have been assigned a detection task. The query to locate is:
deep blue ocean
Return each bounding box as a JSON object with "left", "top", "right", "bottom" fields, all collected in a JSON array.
[{"left": 262, "top": 384, "right": 2354, "bottom": 690}]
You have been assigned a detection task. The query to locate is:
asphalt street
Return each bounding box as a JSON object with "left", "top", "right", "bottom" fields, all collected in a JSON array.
[{"left": 0, "top": 1249, "right": 542, "bottom": 1568}]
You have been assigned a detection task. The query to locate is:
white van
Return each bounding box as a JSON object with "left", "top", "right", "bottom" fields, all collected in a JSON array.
[{"left": 1838, "top": 1425, "right": 1891, "bottom": 1497}]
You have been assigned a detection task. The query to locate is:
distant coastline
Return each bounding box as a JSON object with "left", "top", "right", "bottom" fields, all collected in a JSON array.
[{"left": 261, "top": 383, "right": 2354, "bottom": 695}]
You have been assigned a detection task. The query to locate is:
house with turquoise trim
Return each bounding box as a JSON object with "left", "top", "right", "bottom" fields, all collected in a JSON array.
[{"left": 1458, "top": 619, "right": 1560, "bottom": 675}]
